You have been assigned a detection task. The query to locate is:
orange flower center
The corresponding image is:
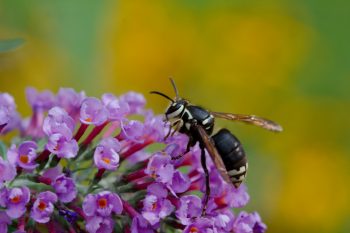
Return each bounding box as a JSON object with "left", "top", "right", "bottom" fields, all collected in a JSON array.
[
  {"left": 38, "top": 201, "right": 47, "bottom": 211},
  {"left": 152, "top": 202, "right": 157, "bottom": 211},
  {"left": 19, "top": 154, "right": 29, "bottom": 164},
  {"left": 102, "top": 157, "right": 110, "bottom": 164},
  {"left": 98, "top": 198, "right": 108, "bottom": 208},
  {"left": 10, "top": 195, "right": 21, "bottom": 204},
  {"left": 85, "top": 117, "right": 92, "bottom": 123},
  {"left": 149, "top": 167, "right": 157, "bottom": 179},
  {"left": 190, "top": 226, "right": 199, "bottom": 233}
]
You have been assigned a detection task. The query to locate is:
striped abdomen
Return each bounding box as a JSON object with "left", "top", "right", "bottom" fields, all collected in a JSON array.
[{"left": 211, "top": 128, "right": 248, "bottom": 188}]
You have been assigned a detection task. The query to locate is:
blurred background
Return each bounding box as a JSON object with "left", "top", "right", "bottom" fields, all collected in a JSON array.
[{"left": 0, "top": 1, "right": 349, "bottom": 232}]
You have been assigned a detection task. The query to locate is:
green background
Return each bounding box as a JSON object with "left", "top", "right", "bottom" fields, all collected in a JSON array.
[{"left": 1, "top": 1, "right": 349, "bottom": 232}]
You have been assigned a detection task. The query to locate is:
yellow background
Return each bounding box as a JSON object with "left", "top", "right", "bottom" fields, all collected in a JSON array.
[{"left": 1, "top": 1, "right": 349, "bottom": 232}]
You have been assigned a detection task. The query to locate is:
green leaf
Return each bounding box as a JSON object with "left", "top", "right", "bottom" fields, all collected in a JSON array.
[
  {"left": 0, "top": 38, "right": 25, "bottom": 53},
  {"left": 36, "top": 138, "right": 48, "bottom": 151},
  {"left": 0, "top": 141, "right": 7, "bottom": 159}
]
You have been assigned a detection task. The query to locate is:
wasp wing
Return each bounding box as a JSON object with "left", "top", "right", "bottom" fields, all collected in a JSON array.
[
  {"left": 193, "top": 124, "right": 231, "bottom": 184},
  {"left": 210, "top": 112, "right": 283, "bottom": 132}
]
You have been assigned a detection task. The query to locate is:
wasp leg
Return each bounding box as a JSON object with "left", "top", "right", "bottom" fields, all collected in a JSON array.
[
  {"left": 164, "top": 119, "right": 182, "bottom": 141},
  {"left": 170, "top": 119, "right": 184, "bottom": 136},
  {"left": 171, "top": 151, "right": 186, "bottom": 160},
  {"left": 200, "top": 145, "right": 210, "bottom": 216},
  {"left": 164, "top": 123, "right": 173, "bottom": 140}
]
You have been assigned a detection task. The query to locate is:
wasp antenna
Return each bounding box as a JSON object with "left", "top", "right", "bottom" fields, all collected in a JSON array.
[
  {"left": 169, "top": 77, "right": 179, "bottom": 100},
  {"left": 150, "top": 91, "right": 174, "bottom": 103}
]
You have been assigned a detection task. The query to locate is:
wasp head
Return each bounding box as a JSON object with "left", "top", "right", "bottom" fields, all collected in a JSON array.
[
  {"left": 165, "top": 99, "right": 188, "bottom": 120},
  {"left": 150, "top": 78, "right": 188, "bottom": 121}
]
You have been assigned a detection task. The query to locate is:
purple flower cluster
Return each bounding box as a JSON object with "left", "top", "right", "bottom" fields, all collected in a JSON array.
[
  {"left": 44, "top": 107, "right": 79, "bottom": 159},
  {"left": 0, "top": 187, "right": 30, "bottom": 219},
  {"left": 30, "top": 191, "right": 58, "bottom": 223},
  {"left": 7, "top": 141, "right": 38, "bottom": 171},
  {"left": 94, "top": 138, "right": 121, "bottom": 170},
  {"left": 0, "top": 93, "right": 21, "bottom": 134},
  {"left": 0, "top": 157, "right": 16, "bottom": 188},
  {"left": 83, "top": 191, "right": 123, "bottom": 233},
  {"left": 0, "top": 88, "right": 266, "bottom": 233},
  {"left": 42, "top": 166, "right": 77, "bottom": 203}
]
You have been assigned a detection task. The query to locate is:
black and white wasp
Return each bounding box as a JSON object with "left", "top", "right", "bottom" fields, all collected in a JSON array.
[{"left": 150, "top": 79, "right": 282, "bottom": 214}]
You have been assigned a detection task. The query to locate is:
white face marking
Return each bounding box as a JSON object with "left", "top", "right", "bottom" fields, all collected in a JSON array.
[
  {"left": 185, "top": 122, "right": 191, "bottom": 130},
  {"left": 167, "top": 105, "right": 184, "bottom": 119},
  {"left": 228, "top": 165, "right": 246, "bottom": 176}
]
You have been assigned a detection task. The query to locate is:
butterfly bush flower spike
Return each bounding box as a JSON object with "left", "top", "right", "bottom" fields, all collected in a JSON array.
[{"left": 0, "top": 87, "right": 267, "bottom": 232}]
